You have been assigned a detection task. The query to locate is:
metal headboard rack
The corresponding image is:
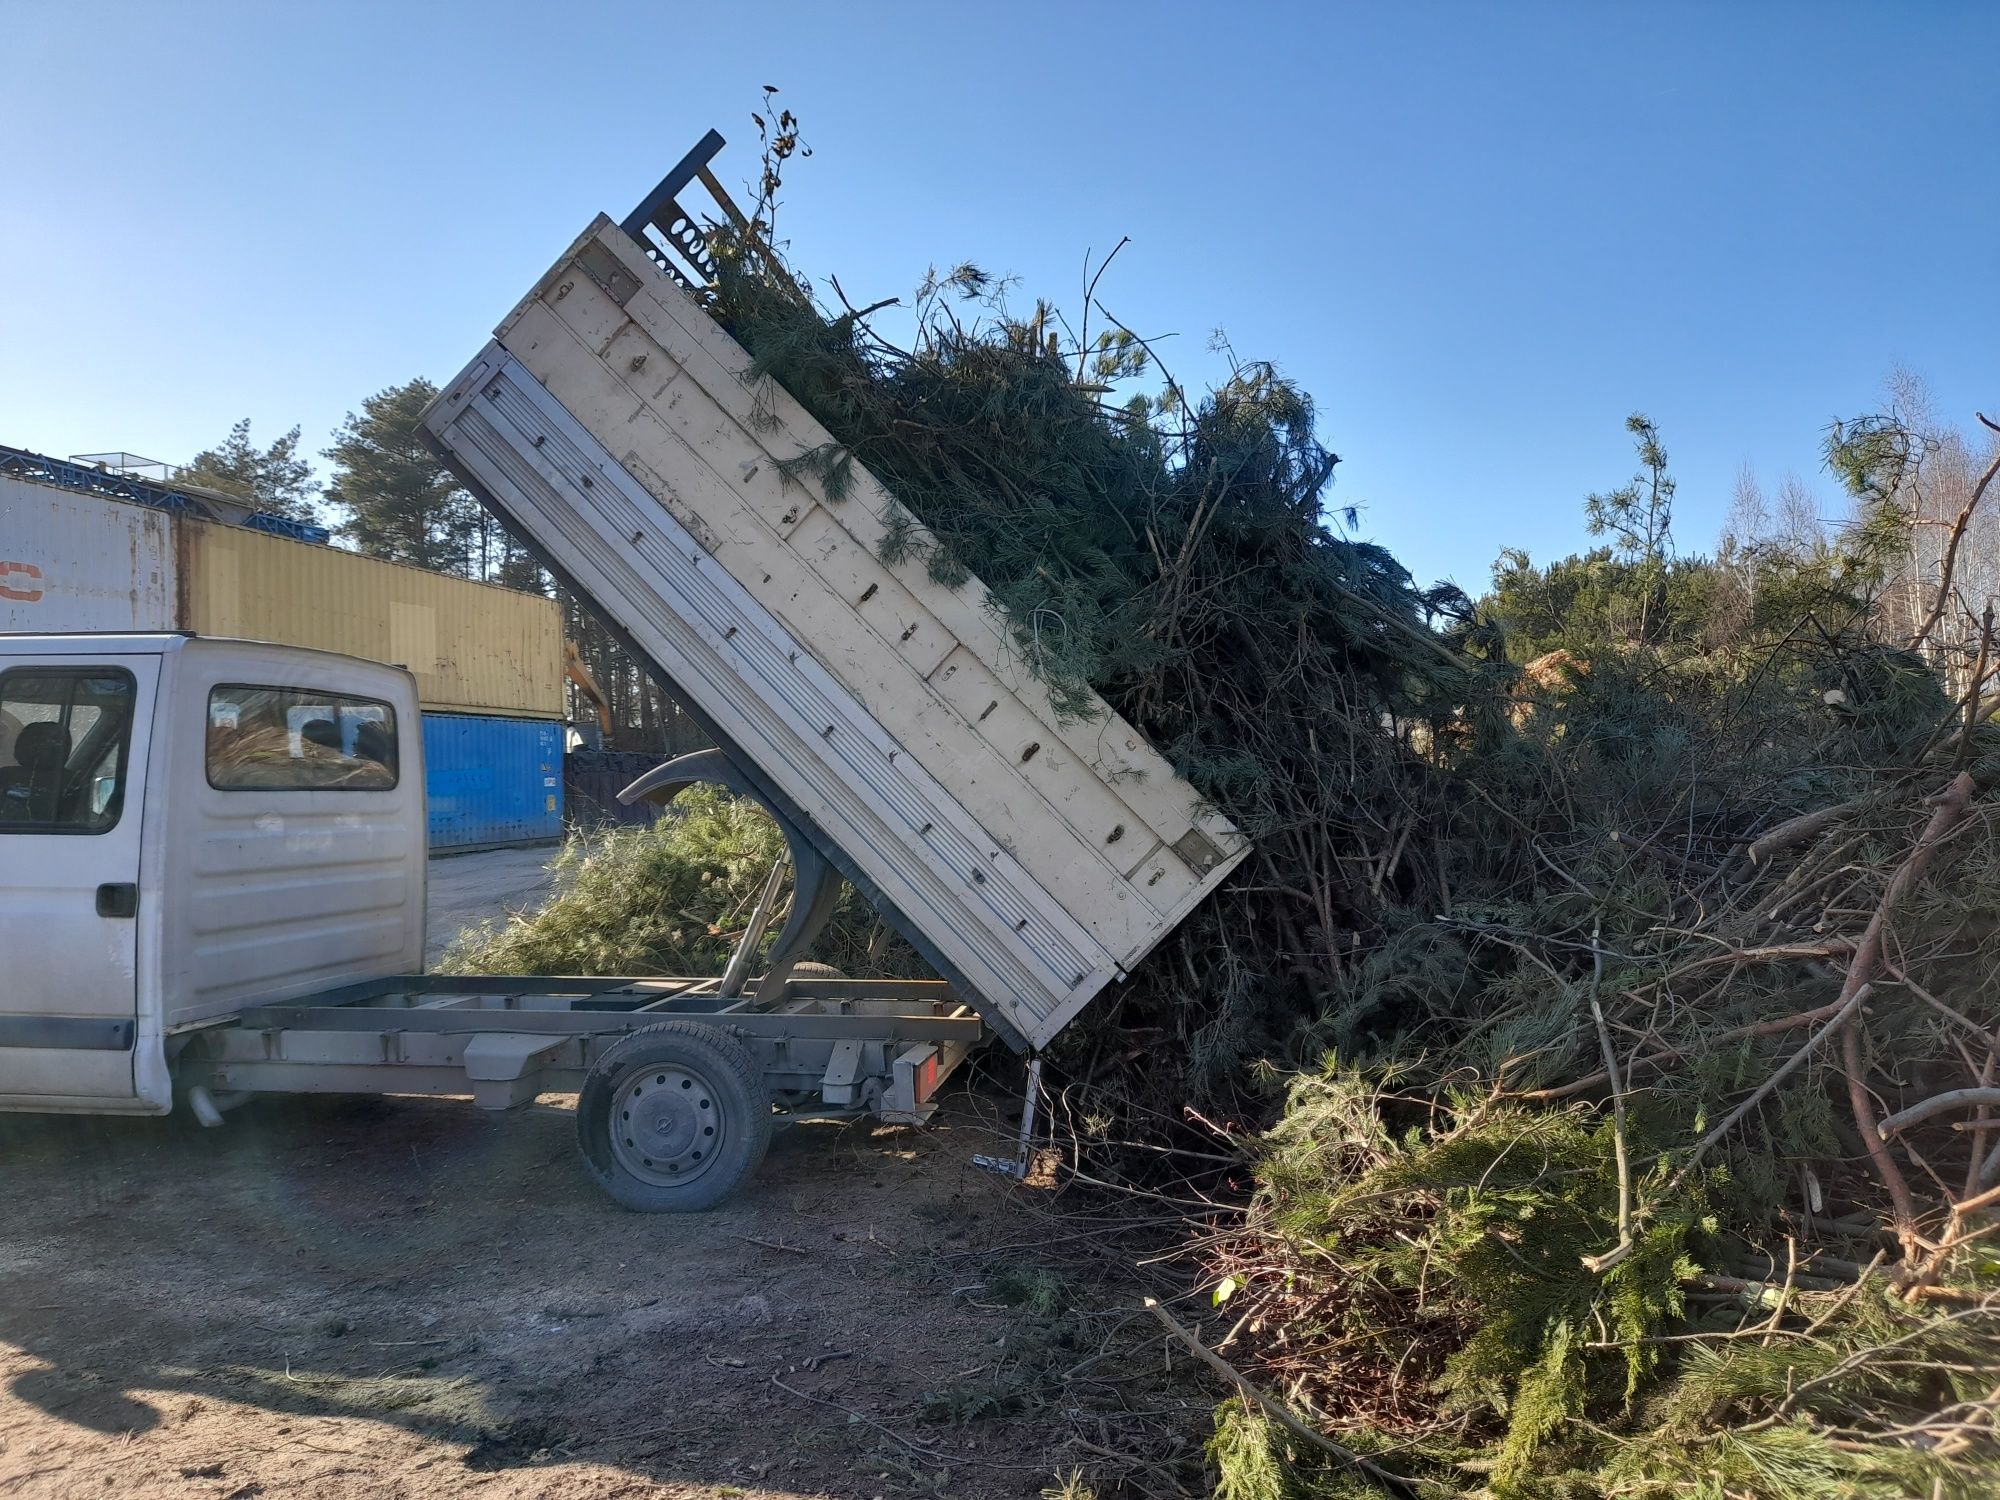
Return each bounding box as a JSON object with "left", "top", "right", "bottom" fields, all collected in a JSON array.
[{"left": 621, "top": 130, "right": 751, "bottom": 292}]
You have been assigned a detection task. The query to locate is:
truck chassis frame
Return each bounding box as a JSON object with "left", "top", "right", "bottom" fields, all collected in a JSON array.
[
  {"left": 159, "top": 735, "right": 993, "bottom": 1211},
  {"left": 174, "top": 975, "right": 983, "bottom": 1125}
]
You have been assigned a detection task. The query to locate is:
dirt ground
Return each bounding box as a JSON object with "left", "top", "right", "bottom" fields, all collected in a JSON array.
[{"left": 0, "top": 1078, "right": 1208, "bottom": 1500}]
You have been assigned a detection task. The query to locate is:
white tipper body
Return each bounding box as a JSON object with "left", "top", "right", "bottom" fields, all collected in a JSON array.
[{"left": 421, "top": 215, "right": 1248, "bottom": 1050}]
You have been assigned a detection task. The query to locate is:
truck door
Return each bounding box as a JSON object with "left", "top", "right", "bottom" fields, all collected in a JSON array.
[{"left": 0, "top": 659, "right": 156, "bottom": 1101}]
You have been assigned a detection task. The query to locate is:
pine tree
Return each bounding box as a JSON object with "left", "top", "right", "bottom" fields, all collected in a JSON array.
[
  {"left": 1582, "top": 413, "right": 1675, "bottom": 643},
  {"left": 179, "top": 419, "right": 319, "bottom": 521},
  {"left": 324, "top": 378, "right": 545, "bottom": 584}
]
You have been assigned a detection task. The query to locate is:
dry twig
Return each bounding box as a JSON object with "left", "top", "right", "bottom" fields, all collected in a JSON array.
[{"left": 1141, "top": 1297, "right": 1420, "bottom": 1495}]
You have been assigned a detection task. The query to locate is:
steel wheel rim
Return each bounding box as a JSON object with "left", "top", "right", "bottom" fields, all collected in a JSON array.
[{"left": 608, "top": 1061, "right": 725, "bottom": 1188}]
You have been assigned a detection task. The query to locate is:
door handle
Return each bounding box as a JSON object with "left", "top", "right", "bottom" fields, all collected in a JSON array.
[{"left": 96, "top": 883, "right": 139, "bottom": 918}]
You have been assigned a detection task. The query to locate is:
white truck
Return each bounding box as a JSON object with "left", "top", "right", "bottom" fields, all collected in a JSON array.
[{"left": 0, "top": 137, "right": 1247, "bottom": 1210}]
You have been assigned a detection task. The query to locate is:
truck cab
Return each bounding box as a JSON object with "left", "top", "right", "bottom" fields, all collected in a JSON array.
[{"left": 0, "top": 633, "right": 425, "bottom": 1114}]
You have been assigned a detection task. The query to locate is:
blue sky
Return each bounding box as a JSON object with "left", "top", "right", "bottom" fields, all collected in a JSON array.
[{"left": 3, "top": 2, "right": 1993, "bottom": 594}]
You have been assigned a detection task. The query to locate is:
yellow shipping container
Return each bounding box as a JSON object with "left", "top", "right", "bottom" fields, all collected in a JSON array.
[{"left": 177, "top": 518, "right": 565, "bottom": 717}]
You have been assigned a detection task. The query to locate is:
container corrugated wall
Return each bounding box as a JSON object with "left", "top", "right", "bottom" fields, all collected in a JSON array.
[
  {"left": 421, "top": 713, "right": 564, "bottom": 849},
  {"left": 178, "top": 518, "right": 565, "bottom": 717},
  {"left": 0, "top": 475, "right": 175, "bottom": 633}
]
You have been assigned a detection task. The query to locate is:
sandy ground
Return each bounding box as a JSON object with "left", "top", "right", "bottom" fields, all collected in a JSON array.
[
  {"left": 0, "top": 861, "right": 1209, "bottom": 1498},
  {"left": 0, "top": 1085, "right": 1202, "bottom": 1500},
  {"left": 423, "top": 846, "right": 564, "bottom": 965}
]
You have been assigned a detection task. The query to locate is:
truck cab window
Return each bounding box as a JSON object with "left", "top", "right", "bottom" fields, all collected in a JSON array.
[
  {"left": 206, "top": 685, "right": 398, "bottom": 791},
  {"left": 0, "top": 669, "right": 135, "bottom": 833}
]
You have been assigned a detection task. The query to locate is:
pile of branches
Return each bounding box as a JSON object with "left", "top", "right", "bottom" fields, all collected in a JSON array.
[
  {"left": 696, "top": 159, "right": 2000, "bottom": 1489},
  {"left": 1162, "top": 446, "right": 2000, "bottom": 1496},
  {"left": 440, "top": 785, "right": 906, "bottom": 978}
]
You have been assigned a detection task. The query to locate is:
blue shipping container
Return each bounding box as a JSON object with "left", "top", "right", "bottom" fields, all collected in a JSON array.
[{"left": 421, "top": 713, "right": 564, "bottom": 850}]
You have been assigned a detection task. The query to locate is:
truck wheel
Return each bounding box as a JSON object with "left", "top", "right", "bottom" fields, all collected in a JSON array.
[{"left": 577, "top": 1021, "right": 771, "bottom": 1212}]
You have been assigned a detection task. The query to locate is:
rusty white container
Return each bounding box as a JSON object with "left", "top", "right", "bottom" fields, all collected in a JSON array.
[{"left": 0, "top": 474, "right": 175, "bottom": 634}]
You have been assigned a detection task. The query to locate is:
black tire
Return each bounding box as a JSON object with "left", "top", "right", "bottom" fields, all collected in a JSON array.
[
  {"left": 576, "top": 1020, "right": 771, "bottom": 1212},
  {"left": 785, "top": 961, "right": 848, "bottom": 981}
]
